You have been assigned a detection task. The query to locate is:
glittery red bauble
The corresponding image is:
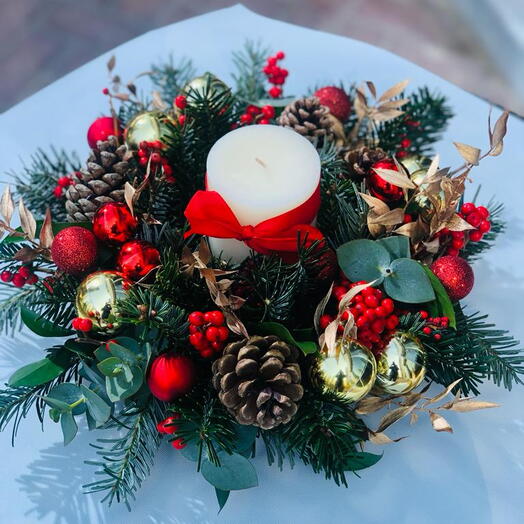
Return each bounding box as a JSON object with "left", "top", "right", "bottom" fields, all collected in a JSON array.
[
  {"left": 314, "top": 86, "right": 352, "bottom": 121},
  {"left": 117, "top": 240, "right": 160, "bottom": 281},
  {"left": 369, "top": 159, "right": 404, "bottom": 202},
  {"left": 87, "top": 116, "right": 122, "bottom": 149},
  {"left": 51, "top": 226, "right": 98, "bottom": 274},
  {"left": 148, "top": 353, "right": 195, "bottom": 401},
  {"left": 430, "top": 255, "right": 474, "bottom": 301},
  {"left": 92, "top": 203, "right": 138, "bottom": 244}
]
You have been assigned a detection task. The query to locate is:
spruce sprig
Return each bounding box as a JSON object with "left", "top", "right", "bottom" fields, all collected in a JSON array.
[{"left": 232, "top": 40, "right": 271, "bottom": 103}]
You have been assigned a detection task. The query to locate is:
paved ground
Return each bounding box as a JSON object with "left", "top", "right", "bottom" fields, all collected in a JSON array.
[{"left": 1, "top": 0, "right": 522, "bottom": 114}]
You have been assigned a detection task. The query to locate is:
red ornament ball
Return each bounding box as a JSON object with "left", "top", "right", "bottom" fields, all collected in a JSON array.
[
  {"left": 314, "top": 86, "right": 352, "bottom": 122},
  {"left": 369, "top": 159, "right": 404, "bottom": 202},
  {"left": 87, "top": 116, "right": 122, "bottom": 149},
  {"left": 430, "top": 255, "right": 474, "bottom": 301},
  {"left": 93, "top": 202, "right": 138, "bottom": 244},
  {"left": 51, "top": 226, "right": 98, "bottom": 274},
  {"left": 117, "top": 240, "right": 160, "bottom": 281},
  {"left": 148, "top": 353, "right": 196, "bottom": 401}
]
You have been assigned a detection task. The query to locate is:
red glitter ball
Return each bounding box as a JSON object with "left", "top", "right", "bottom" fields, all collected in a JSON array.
[
  {"left": 117, "top": 240, "right": 160, "bottom": 281},
  {"left": 87, "top": 116, "right": 122, "bottom": 149},
  {"left": 147, "top": 353, "right": 195, "bottom": 401},
  {"left": 51, "top": 226, "right": 98, "bottom": 274},
  {"left": 314, "top": 86, "right": 352, "bottom": 121},
  {"left": 430, "top": 255, "right": 474, "bottom": 301},
  {"left": 93, "top": 202, "right": 138, "bottom": 244}
]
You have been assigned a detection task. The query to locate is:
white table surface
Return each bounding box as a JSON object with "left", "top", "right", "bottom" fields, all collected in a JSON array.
[{"left": 1, "top": 5, "right": 523, "bottom": 524}]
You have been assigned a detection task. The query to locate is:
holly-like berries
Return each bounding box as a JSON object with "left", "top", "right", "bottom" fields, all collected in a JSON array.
[
  {"left": 147, "top": 353, "right": 196, "bottom": 401},
  {"left": 238, "top": 104, "right": 276, "bottom": 127},
  {"left": 263, "top": 52, "right": 288, "bottom": 98},
  {"left": 174, "top": 95, "right": 187, "bottom": 110},
  {"left": 1, "top": 265, "right": 39, "bottom": 288},
  {"left": 188, "top": 310, "right": 229, "bottom": 358},
  {"left": 156, "top": 414, "right": 180, "bottom": 435},
  {"left": 137, "top": 140, "right": 175, "bottom": 183},
  {"left": 52, "top": 175, "right": 74, "bottom": 199},
  {"left": 51, "top": 226, "right": 98, "bottom": 274},
  {"left": 117, "top": 240, "right": 160, "bottom": 281},
  {"left": 72, "top": 317, "right": 93, "bottom": 332},
  {"left": 87, "top": 116, "right": 122, "bottom": 149},
  {"left": 430, "top": 255, "right": 474, "bottom": 301},
  {"left": 419, "top": 311, "right": 449, "bottom": 340},
  {"left": 368, "top": 159, "right": 404, "bottom": 202},
  {"left": 313, "top": 86, "right": 351, "bottom": 122},
  {"left": 93, "top": 202, "right": 138, "bottom": 244}
]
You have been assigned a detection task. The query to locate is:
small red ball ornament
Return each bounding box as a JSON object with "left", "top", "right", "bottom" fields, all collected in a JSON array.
[
  {"left": 117, "top": 240, "right": 160, "bottom": 281},
  {"left": 51, "top": 226, "right": 98, "bottom": 274},
  {"left": 314, "top": 86, "right": 352, "bottom": 122},
  {"left": 87, "top": 116, "right": 122, "bottom": 149},
  {"left": 369, "top": 160, "right": 404, "bottom": 202},
  {"left": 430, "top": 255, "right": 474, "bottom": 301},
  {"left": 93, "top": 203, "right": 138, "bottom": 244},
  {"left": 148, "top": 353, "right": 196, "bottom": 401}
]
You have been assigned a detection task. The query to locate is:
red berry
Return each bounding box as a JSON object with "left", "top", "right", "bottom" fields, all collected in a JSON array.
[
  {"left": 364, "top": 295, "right": 379, "bottom": 308},
  {"left": 374, "top": 306, "right": 387, "bottom": 318},
  {"left": 403, "top": 214, "right": 413, "bottom": 224},
  {"left": 26, "top": 274, "right": 38, "bottom": 285},
  {"left": 451, "top": 231, "right": 464, "bottom": 239},
  {"left": 189, "top": 325, "right": 199, "bottom": 334},
  {"left": 12, "top": 274, "right": 26, "bottom": 287},
  {"left": 477, "top": 206, "right": 489, "bottom": 219},
  {"left": 206, "top": 310, "right": 225, "bottom": 326},
  {"left": 433, "top": 333, "right": 442, "bottom": 341},
  {"left": 174, "top": 95, "right": 187, "bottom": 109},
  {"left": 0, "top": 271, "right": 12, "bottom": 283},
  {"left": 163, "top": 164, "right": 173, "bottom": 177},
  {"left": 385, "top": 315, "right": 399, "bottom": 330},
  {"left": 246, "top": 105, "right": 261, "bottom": 115},
  {"left": 268, "top": 86, "right": 282, "bottom": 98},
  {"left": 400, "top": 138, "right": 412, "bottom": 148},
  {"left": 371, "top": 319, "right": 385, "bottom": 334},
  {"left": 205, "top": 326, "right": 221, "bottom": 342},
  {"left": 319, "top": 314, "right": 333, "bottom": 330},
  {"left": 71, "top": 318, "right": 82, "bottom": 330},
  {"left": 53, "top": 186, "right": 63, "bottom": 198},
  {"left": 157, "top": 415, "right": 180, "bottom": 434},
  {"left": 396, "top": 150, "right": 408, "bottom": 159},
  {"left": 275, "top": 51, "right": 285, "bottom": 60},
  {"left": 17, "top": 266, "right": 30, "bottom": 278},
  {"left": 217, "top": 326, "right": 229, "bottom": 342},
  {"left": 171, "top": 438, "right": 186, "bottom": 450},
  {"left": 211, "top": 341, "right": 223, "bottom": 352},
  {"left": 356, "top": 316, "right": 368, "bottom": 329},
  {"left": 102, "top": 87, "right": 110, "bottom": 95},
  {"left": 355, "top": 303, "right": 366, "bottom": 314},
  {"left": 461, "top": 203, "right": 475, "bottom": 215},
  {"left": 240, "top": 113, "right": 253, "bottom": 124},
  {"left": 419, "top": 310, "right": 429, "bottom": 320},
  {"left": 469, "top": 230, "right": 483, "bottom": 242},
  {"left": 466, "top": 212, "right": 482, "bottom": 228},
  {"left": 261, "top": 105, "right": 275, "bottom": 119},
  {"left": 189, "top": 332, "right": 205, "bottom": 348},
  {"left": 451, "top": 238, "right": 464, "bottom": 250},
  {"left": 200, "top": 348, "right": 214, "bottom": 358},
  {"left": 267, "top": 57, "right": 277, "bottom": 66},
  {"left": 446, "top": 248, "right": 459, "bottom": 256},
  {"left": 78, "top": 318, "right": 93, "bottom": 332},
  {"left": 188, "top": 311, "right": 205, "bottom": 326},
  {"left": 258, "top": 118, "right": 271, "bottom": 125},
  {"left": 139, "top": 156, "right": 149, "bottom": 166},
  {"left": 478, "top": 220, "right": 491, "bottom": 233},
  {"left": 364, "top": 309, "right": 376, "bottom": 322},
  {"left": 422, "top": 326, "right": 432, "bottom": 335},
  {"left": 57, "top": 176, "right": 72, "bottom": 187},
  {"left": 178, "top": 114, "right": 186, "bottom": 126}
]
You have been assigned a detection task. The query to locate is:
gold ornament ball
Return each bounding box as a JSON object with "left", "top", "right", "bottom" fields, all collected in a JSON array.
[
  {"left": 400, "top": 155, "right": 428, "bottom": 176},
  {"left": 76, "top": 271, "right": 130, "bottom": 332},
  {"left": 375, "top": 332, "right": 426, "bottom": 395},
  {"left": 314, "top": 338, "right": 377, "bottom": 402},
  {"left": 182, "top": 73, "right": 230, "bottom": 103},
  {"left": 124, "top": 111, "right": 171, "bottom": 150}
]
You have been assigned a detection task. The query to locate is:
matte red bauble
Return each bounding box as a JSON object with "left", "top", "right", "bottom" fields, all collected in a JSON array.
[
  {"left": 92, "top": 202, "right": 138, "bottom": 244},
  {"left": 51, "top": 226, "right": 98, "bottom": 274},
  {"left": 148, "top": 354, "right": 196, "bottom": 401},
  {"left": 430, "top": 255, "right": 474, "bottom": 301},
  {"left": 117, "top": 240, "right": 160, "bottom": 281},
  {"left": 314, "top": 86, "right": 352, "bottom": 121},
  {"left": 87, "top": 116, "right": 122, "bottom": 149},
  {"left": 369, "top": 159, "right": 404, "bottom": 201}
]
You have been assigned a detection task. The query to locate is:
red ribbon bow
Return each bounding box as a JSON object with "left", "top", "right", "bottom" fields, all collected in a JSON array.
[{"left": 184, "top": 186, "right": 323, "bottom": 256}]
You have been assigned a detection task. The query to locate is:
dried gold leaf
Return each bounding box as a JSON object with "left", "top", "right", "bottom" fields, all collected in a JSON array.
[
  {"left": 18, "top": 198, "right": 36, "bottom": 240},
  {"left": 124, "top": 182, "right": 136, "bottom": 216},
  {"left": 429, "top": 412, "right": 453, "bottom": 433},
  {"left": 152, "top": 90, "right": 168, "bottom": 110},
  {"left": 444, "top": 399, "right": 499, "bottom": 412},
  {"left": 0, "top": 185, "right": 14, "bottom": 225},
  {"left": 409, "top": 411, "right": 418, "bottom": 425},
  {"left": 359, "top": 192, "right": 390, "bottom": 214},
  {"left": 314, "top": 283, "right": 334, "bottom": 335},
  {"left": 368, "top": 208, "right": 404, "bottom": 226},
  {"left": 453, "top": 142, "right": 481, "bottom": 165},
  {"left": 370, "top": 108, "right": 405, "bottom": 122},
  {"left": 372, "top": 167, "right": 415, "bottom": 189},
  {"left": 39, "top": 208, "right": 54, "bottom": 249},
  {"left": 366, "top": 81, "right": 377, "bottom": 99},
  {"left": 446, "top": 213, "right": 475, "bottom": 232},
  {"left": 378, "top": 99, "right": 410, "bottom": 111},
  {"left": 369, "top": 431, "right": 406, "bottom": 445},
  {"left": 489, "top": 110, "right": 509, "bottom": 156},
  {"left": 376, "top": 405, "right": 415, "bottom": 433},
  {"left": 424, "top": 379, "right": 462, "bottom": 406},
  {"left": 107, "top": 55, "right": 116, "bottom": 72},
  {"left": 356, "top": 395, "right": 391, "bottom": 415},
  {"left": 378, "top": 79, "right": 410, "bottom": 103}
]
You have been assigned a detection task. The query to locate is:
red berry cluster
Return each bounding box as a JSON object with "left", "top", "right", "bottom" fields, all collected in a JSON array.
[
  {"left": 71, "top": 317, "right": 93, "bottom": 332},
  {"left": 1, "top": 265, "right": 39, "bottom": 287},
  {"left": 238, "top": 104, "right": 276, "bottom": 126},
  {"left": 188, "top": 310, "right": 230, "bottom": 358},
  {"left": 438, "top": 203, "right": 491, "bottom": 256},
  {"left": 52, "top": 175, "right": 74, "bottom": 198},
  {"left": 320, "top": 280, "right": 400, "bottom": 355},
  {"left": 174, "top": 95, "right": 187, "bottom": 127},
  {"left": 137, "top": 140, "right": 174, "bottom": 182},
  {"left": 419, "top": 310, "right": 448, "bottom": 341},
  {"left": 156, "top": 414, "right": 186, "bottom": 449},
  {"left": 263, "top": 51, "right": 288, "bottom": 99},
  {"left": 396, "top": 136, "right": 412, "bottom": 159}
]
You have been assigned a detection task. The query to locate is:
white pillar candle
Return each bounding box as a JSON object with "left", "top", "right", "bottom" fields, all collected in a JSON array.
[{"left": 206, "top": 125, "right": 321, "bottom": 263}]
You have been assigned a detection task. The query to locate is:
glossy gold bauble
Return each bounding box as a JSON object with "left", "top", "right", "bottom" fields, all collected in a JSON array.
[
  {"left": 400, "top": 155, "right": 428, "bottom": 176},
  {"left": 314, "top": 338, "right": 377, "bottom": 402},
  {"left": 182, "top": 73, "right": 230, "bottom": 104},
  {"left": 124, "top": 111, "right": 171, "bottom": 150},
  {"left": 375, "top": 332, "right": 426, "bottom": 395},
  {"left": 76, "top": 271, "right": 130, "bottom": 332}
]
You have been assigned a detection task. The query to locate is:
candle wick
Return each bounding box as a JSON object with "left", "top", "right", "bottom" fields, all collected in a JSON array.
[{"left": 255, "top": 157, "right": 267, "bottom": 168}]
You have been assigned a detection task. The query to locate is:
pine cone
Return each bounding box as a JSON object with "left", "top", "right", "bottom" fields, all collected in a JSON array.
[
  {"left": 65, "top": 136, "right": 134, "bottom": 221},
  {"left": 344, "top": 146, "right": 387, "bottom": 181},
  {"left": 212, "top": 335, "right": 304, "bottom": 429},
  {"left": 278, "top": 96, "right": 334, "bottom": 142}
]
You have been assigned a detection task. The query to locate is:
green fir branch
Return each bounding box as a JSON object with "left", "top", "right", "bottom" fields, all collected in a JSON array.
[
  {"left": 149, "top": 55, "right": 196, "bottom": 105},
  {"left": 232, "top": 40, "right": 271, "bottom": 102}
]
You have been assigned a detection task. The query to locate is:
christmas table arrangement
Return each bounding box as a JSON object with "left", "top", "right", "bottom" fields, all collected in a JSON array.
[{"left": 0, "top": 42, "right": 522, "bottom": 511}]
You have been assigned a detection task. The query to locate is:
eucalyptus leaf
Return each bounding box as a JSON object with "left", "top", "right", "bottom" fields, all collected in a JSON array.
[
  {"left": 337, "top": 239, "right": 390, "bottom": 283},
  {"left": 20, "top": 307, "right": 73, "bottom": 337},
  {"left": 201, "top": 452, "right": 258, "bottom": 491},
  {"left": 49, "top": 408, "right": 61, "bottom": 423},
  {"left": 64, "top": 338, "right": 96, "bottom": 359},
  {"left": 377, "top": 236, "right": 410, "bottom": 259},
  {"left": 233, "top": 424, "right": 258, "bottom": 453},
  {"left": 422, "top": 266, "right": 457, "bottom": 328},
  {"left": 180, "top": 440, "right": 200, "bottom": 462},
  {"left": 105, "top": 343, "right": 138, "bottom": 366},
  {"left": 80, "top": 385, "right": 111, "bottom": 425},
  {"left": 383, "top": 259, "right": 435, "bottom": 303},
  {"left": 60, "top": 411, "right": 78, "bottom": 445},
  {"left": 97, "top": 357, "right": 124, "bottom": 377},
  {"left": 47, "top": 383, "right": 86, "bottom": 415},
  {"left": 344, "top": 451, "right": 382, "bottom": 471},
  {"left": 105, "top": 365, "right": 143, "bottom": 402},
  {"left": 215, "top": 488, "right": 230, "bottom": 513},
  {"left": 254, "top": 322, "right": 317, "bottom": 355}
]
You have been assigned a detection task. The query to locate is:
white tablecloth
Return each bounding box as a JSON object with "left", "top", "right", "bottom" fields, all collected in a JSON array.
[{"left": 1, "top": 5, "right": 523, "bottom": 523}]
